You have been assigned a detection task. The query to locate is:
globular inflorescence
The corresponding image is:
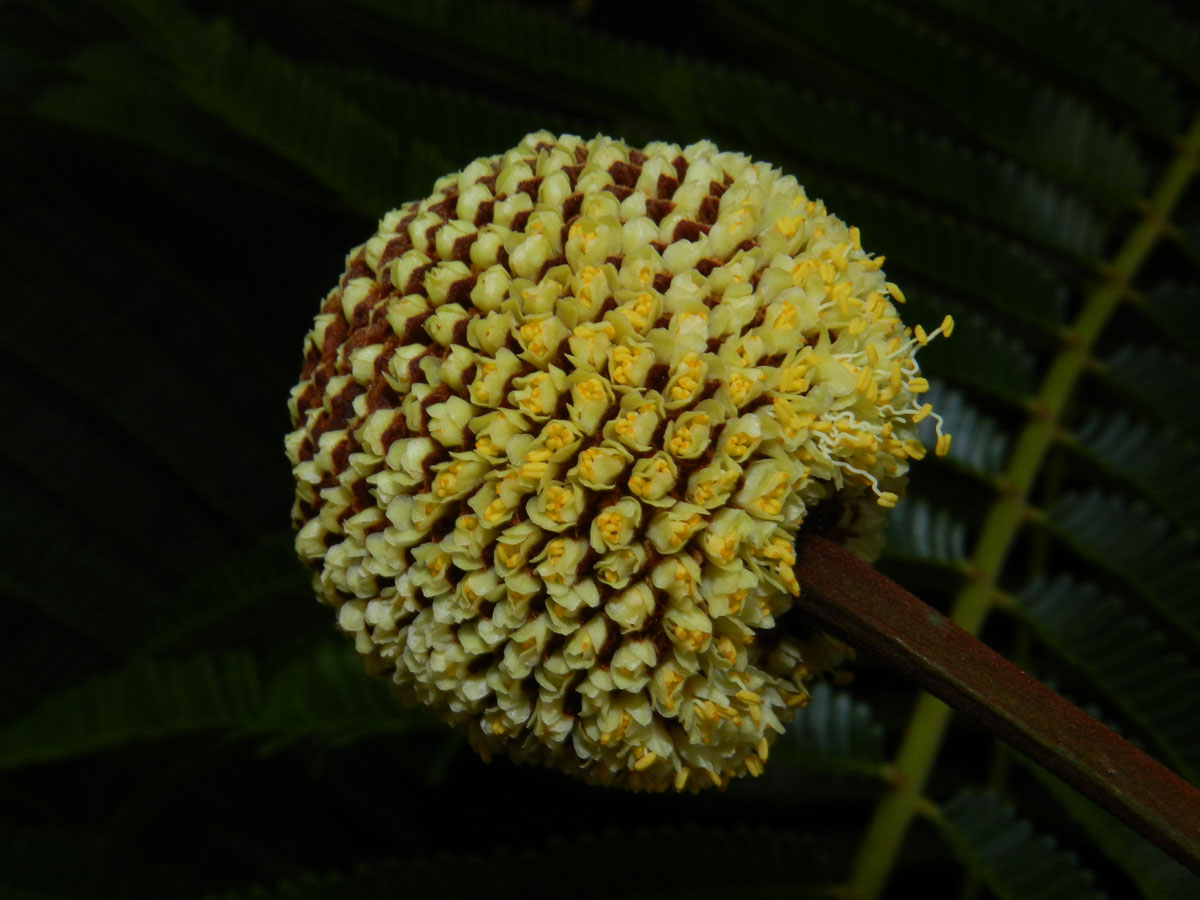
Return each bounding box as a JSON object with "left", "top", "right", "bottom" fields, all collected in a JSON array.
[{"left": 285, "top": 131, "right": 950, "bottom": 791}]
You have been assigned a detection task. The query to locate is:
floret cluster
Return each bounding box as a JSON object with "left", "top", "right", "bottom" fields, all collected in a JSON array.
[{"left": 286, "top": 131, "right": 949, "bottom": 790}]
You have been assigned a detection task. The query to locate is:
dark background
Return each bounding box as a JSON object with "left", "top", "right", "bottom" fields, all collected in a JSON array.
[{"left": 2, "top": 1, "right": 1199, "bottom": 898}]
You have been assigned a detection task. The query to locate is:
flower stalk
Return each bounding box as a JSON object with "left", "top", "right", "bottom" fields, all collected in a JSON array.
[{"left": 794, "top": 533, "right": 1200, "bottom": 876}]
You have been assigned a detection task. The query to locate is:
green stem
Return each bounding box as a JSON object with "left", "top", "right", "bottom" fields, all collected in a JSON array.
[{"left": 847, "top": 112, "right": 1200, "bottom": 900}]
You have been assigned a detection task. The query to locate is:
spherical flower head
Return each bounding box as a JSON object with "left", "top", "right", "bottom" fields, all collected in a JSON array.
[{"left": 285, "top": 132, "right": 950, "bottom": 791}]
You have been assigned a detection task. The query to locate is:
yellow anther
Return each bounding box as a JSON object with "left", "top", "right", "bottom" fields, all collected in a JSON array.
[
  {"left": 727, "top": 589, "right": 746, "bottom": 616},
  {"left": 520, "top": 460, "right": 548, "bottom": 480},
  {"left": 775, "top": 215, "right": 803, "bottom": 238},
  {"left": 521, "top": 320, "right": 547, "bottom": 355},
  {"left": 671, "top": 380, "right": 697, "bottom": 400},
  {"left": 543, "top": 485, "right": 570, "bottom": 520},
  {"left": 941, "top": 314, "right": 955, "bottom": 337},
  {"left": 912, "top": 403, "right": 933, "bottom": 423},
  {"left": 885, "top": 281, "right": 906, "bottom": 303},
  {"left": 611, "top": 345, "right": 643, "bottom": 385},
  {"left": 575, "top": 378, "right": 605, "bottom": 401},
  {"left": 569, "top": 221, "right": 598, "bottom": 253},
  {"left": 434, "top": 461, "right": 463, "bottom": 498},
  {"left": 728, "top": 373, "right": 754, "bottom": 406},
  {"left": 633, "top": 751, "right": 658, "bottom": 771},
  {"left": 780, "top": 366, "right": 808, "bottom": 393},
  {"left": 724, "top": 431, "right": 752, "bottom": 458},
  {"left": 877, "top": 491, "right": 899, "bottom": 509},
  {"left": 576, "top": 265, "right": 603, "bottom": 305},
  {"left": 914, "top": 323, "right": 929, "bottom": 345},
  {"left": 790, "top": 258, "right": 817, "bottom": 284},
  {"left": 579, "top": 448, "right": 599, "bottom": 477},
  {"left": 855, "top": 366, "right": 873, "bottom": 393},
  {"left": 674, "top": 767, "right": 690, "bottom": 791},
  {"left": 908, "top": 377, "right": 930, "bottom": 394},
  {"left": 484, "top": 498, "right": 508, "bottom": 524},
  {"left": 936, "top": 433, "right": 952, "bottom": 456}
]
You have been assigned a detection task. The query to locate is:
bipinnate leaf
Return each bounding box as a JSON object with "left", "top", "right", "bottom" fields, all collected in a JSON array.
[
  {"left": 1015, "top": 577, "right": 1200, "bottom": 782},
  {"left": 0, "top": 641, "right": 433, "bottom": 769},
  {"left": 935, "top": 790, "right": 1105, "bottom": 900}
]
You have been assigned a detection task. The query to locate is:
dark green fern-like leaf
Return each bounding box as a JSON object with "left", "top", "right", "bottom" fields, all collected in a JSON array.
[
  {"left": 934, "top": 790, "right": 1105, "bottom": 900},
  {"left": 317, "top": 66, "right": 583, "bottom": 177},
  {"left": 785, "top": 111, "right": 1108, "bottom": 262},
  {"left": 1072, "top": 411, "right": 1200, "bottom": 534},
  {"left": 108, "top": 0, "right": 451, "bottom": 214},
  {"left": 923, "top": 0, "right": 1185, "bottom": 139},
  {"left": 0, "top": 651, "right": 264, "bottom": 769},
  {"left": 1022, "top": 759, "right": 1200, "bottom": 900},
  {"left": 904, "top": 306, "right": 1037, "bottom": 403},
  {"left": 346, "top": 0, "right": 786, "bottom": 145},
  {"left": 713, "top": 0, "right": 1149, "bottom": 205},
  {"left": 1059, "top": 0, "right": 1200, "bottom": 89},
  {"left": 35, "top": 51, "right": 328, "bottom": 206},
  {"left": 1047, "top": 492, "right": 1200, "bottom": 649},
  {"left": 1015, "top": 576, "right": 1200, "bottom": 781},
  {"left": 1100, "top": 345, "right": 1200, "bottom": 441},
  {"left": 0, "top": 641, "right": 432, "bottom": 769},
  {"left": 825, "top": 187, "right": 1068, "bottom": 331},
  {"left": 769, "top": 682, "right": 887, "bottom": 778},
  {"left": 883, "top": 499, "right": 970, "bottom": 569}
]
